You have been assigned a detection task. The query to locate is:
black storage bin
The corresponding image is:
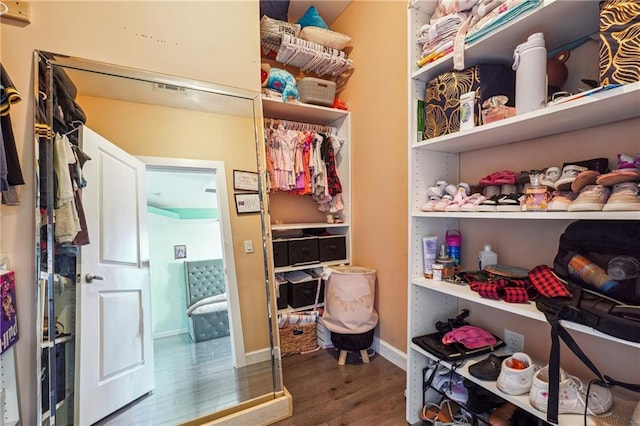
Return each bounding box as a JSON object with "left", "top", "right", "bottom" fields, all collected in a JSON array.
[
  {"left": 273, "top": 239, "right": 289, "bottom": 267},
  {"left": 288, "top": 277, "right": 322, "bottom": 308},
  {"left": 287, "top": 236, "right": 319, "bottom": 265},
  {"left": 318, "top": 235, "right": 347, "bottom": 262},
  {"left": 276, "top": 281, "right": 288, "bottom": 310}
]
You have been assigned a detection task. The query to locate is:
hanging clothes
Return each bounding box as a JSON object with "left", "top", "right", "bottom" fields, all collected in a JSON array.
[
  {"left": 265, "top": 122, "right": 345, "bottom": 213},
  {"left": 0, "top": 63, "right": 25, "bottom": 205}
]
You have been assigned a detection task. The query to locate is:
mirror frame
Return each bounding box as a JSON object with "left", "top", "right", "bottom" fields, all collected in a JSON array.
[{"left": 34, "top": 50, "right": 281, "bottom": 425}]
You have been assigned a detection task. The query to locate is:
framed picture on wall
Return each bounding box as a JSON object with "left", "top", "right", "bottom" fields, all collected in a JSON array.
[
  {"left": 233, "top": 170, "right": 259, "bottom": 192},
  {"left": 174, "top": 245, "right": 187, "bottom": 259},
  {"left": 234, "top": 193, "right": 261, "bottom": 214}
]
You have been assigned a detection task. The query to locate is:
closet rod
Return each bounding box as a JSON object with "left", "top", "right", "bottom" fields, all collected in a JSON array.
[{"left": 264, "top": 117, "right": 336, "bottom": 134}]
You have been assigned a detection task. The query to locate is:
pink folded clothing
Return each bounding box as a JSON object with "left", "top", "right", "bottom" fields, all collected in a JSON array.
[{"left": 442, "top": 325, "right": 498, "bottom": 349}]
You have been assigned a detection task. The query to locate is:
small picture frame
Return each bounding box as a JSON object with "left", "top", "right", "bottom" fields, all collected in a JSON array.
[
  {"left": 174, "top": 245, "right": 187, "bottom": 259},
  {"left": 233, "top": 170, "right": 259, "bottom": 192},
  {"left": 234, "top": 193, "right": 261, "bottom": 214}
]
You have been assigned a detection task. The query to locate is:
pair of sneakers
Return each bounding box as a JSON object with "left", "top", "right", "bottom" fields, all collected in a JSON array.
[
  {"left": 495, "top": 353, "right": 613, "bottom": 416},
  {"left": 420, "top": 181, "right": 471, "bottom": 212},
  {"left": 529, "top": 365, "right": 613, "bottom": 416},
  {"left": 568, "top": 182, "right": 640, "bottom": 211}
]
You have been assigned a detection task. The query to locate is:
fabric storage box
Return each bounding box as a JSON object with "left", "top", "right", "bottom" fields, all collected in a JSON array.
[
  {"left": 424, "top": 64, "right": 515, "bottom": 139},
  {"left": 272, "top": 239, "right": 289, "bottom": 267},
  {"left": 297, "top": 77, "right": 336, "bottom": 106},
  {"left": 279, "top": 322, "right": 317, "bottom": 356},
  {"left": 599, "top": 0, "right": 640, "bottom": 85},
  {"left": 276, "top": 281, "right": 288, "bottom": 310},
  {"left": 288, "top": 276, "right": 323, "bottom": 308},
  {"left": 287, "top": 235, "right": 319, "bottom": 265},
  {"left": 318, "top": 235, "right": 347, "bottom": 262}
]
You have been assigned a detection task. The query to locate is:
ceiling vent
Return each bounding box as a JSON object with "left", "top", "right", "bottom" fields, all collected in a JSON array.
[{"left": 155, "top": 83, "right": 187, "bottom": 94}]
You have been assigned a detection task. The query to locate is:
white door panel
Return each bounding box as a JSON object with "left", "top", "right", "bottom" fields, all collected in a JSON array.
[{"left": 77, "top": 126, "right": 154, "bottom": 425}]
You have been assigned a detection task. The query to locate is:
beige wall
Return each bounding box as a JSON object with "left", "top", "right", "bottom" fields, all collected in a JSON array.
[
  {"left": 1, "top": 2, "right": 261, "bottom": 423},
  {"left": 78, "top": 96, "right": 270, "bottom": 351},
  {"left": 332, "top": 1, "right": 409, "bottom": 352}
]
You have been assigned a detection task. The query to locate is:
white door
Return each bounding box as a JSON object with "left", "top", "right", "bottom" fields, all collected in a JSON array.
[{"left": 76, "top": 127, "right": 155, "bottom": 425}]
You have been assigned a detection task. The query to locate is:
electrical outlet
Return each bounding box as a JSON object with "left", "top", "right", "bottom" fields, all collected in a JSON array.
[{"left": 504, "top": 329, "right": 525, "bottom": 353}]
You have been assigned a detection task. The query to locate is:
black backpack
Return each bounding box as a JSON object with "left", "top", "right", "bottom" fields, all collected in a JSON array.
[
  {"left": 537, "top": 220, "right": 640, "bottom": 343},
  {"left": 536, "top": 220, "right": 640, "bottom": 423}
]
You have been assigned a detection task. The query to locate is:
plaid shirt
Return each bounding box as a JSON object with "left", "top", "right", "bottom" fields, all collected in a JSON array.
[
  {"left": 469, "top": 278, "right": 538, "bottom": 303},
  {"left": 528, "top": 265, "right": 572, "bottom": 298}
]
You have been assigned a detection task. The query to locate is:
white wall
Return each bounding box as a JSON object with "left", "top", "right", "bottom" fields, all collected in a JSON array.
[
  {"left": 0, "top": 2, "right": 260, "bottom": 422},
  {"left": 148, "top": 214, "right": 222, "bottom": 336}
]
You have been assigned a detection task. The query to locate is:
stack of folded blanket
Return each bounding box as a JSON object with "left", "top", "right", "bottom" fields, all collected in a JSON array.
[{"left": 416, "top": 0, "right": 542, "bottom": 69}]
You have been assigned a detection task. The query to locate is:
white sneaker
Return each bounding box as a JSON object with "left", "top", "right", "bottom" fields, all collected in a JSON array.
[
  {"left": 529, "top": 364, "right": 568, "bottom": 412},
  {"left": 496, "top": 352, "right": 535, "bottom": 395},
  {"left": 558, "top": 375, "right": 612, "bottom": 415}
]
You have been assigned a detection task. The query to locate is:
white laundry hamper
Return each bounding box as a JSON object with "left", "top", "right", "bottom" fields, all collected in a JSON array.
[{"left": 322, "top": 265, "right": 378, "bottom": 353}]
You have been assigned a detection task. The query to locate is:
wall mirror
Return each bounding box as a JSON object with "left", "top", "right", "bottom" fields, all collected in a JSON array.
[{"left": 35, "top": 50, "right": 281, "bottom": 425}]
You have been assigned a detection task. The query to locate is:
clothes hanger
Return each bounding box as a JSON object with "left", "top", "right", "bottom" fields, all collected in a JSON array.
[{"left": 63, "top": 120, "right": 84, "bottom": 136}]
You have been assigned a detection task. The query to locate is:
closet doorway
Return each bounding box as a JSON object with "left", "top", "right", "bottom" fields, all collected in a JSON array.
[{"left": 142, "top": 157, "right": 243, "bottom": 366}]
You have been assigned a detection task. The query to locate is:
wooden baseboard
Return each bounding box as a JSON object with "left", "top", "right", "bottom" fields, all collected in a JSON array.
[{"left": 180, "top": 388, "right": 292, "bottom": 426}]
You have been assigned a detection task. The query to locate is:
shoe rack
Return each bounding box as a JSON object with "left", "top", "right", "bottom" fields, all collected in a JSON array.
[{"left": 406, "top": 1, "right": 640, "bottom": 425}]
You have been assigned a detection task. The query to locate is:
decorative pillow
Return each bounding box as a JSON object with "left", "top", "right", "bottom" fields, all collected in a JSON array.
[
  {"left": 296, "top": 5, "right": 329, "bottom": 29},
  {"left": 300, "top": 26, "right": 351, "bottom": 50},
  {"left": 260, "top": 15, "right": 301, "bottom": 38},
  {"left": 260, "top": 0, "right": 290, "bottom": 21}
]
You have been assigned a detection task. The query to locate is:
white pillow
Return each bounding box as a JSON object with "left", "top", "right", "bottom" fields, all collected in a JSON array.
[{"left": 300, "top": 26, "right": 351, "bottom": 51}]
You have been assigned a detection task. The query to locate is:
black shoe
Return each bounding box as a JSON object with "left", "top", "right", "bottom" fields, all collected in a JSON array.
[
  {"left": 563, "top": 157, "right": 609, "bottom": 174},
  {"left": 468, "top": 353, "right": 510, "bottom": 381}
]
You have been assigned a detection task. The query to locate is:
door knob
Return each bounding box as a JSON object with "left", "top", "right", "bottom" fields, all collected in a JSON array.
[{"left": 85, "top": 273, "right": 104, "bottom": 283}]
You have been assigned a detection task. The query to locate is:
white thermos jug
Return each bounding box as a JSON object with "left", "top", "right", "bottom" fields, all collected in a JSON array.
[{"left": 513, "top": 32, "right": 547, "bottom": 114}]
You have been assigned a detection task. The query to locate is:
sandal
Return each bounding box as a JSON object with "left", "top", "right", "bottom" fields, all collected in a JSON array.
[{"left": 419, "top": 400, "right": 460, "bottom": 423}]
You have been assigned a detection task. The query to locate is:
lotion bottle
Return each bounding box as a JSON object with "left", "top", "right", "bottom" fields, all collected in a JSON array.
[{"left": 478, "top": 244, "right": 498, "bottom": 270}]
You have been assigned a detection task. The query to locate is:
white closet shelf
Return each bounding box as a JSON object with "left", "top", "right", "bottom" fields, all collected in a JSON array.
[
  {"left": 278, "top": 303, "right": 324, "bottom": 314},
  {"left": 274, "top": 260, "right": 349, "bottom": 274},
  {"left": 411, "top": 277, "right": 640, "bottom": 349},
  {"left": 411, "top": 0, "right": 599, "bottom": 81},
  {"left": 412, "top": 211, "right": 640, "bottom": 220},
  {"left": 411, "top": 344, "right": 623, "bottom": 426},
  {"left": 262, "top": 96, "right": 347, "bottom": 125},
  {"left": 272, "top": 222, "right": 350, "bottom": 230},
  {"left": 412, "top": 82, "right": 640, "bottom": 153}
]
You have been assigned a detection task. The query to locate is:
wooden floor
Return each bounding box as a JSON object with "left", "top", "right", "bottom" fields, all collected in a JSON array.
[
  {"left": 96, "top": 333, "right": 276, "bottom": 425},
  {"left": 272, "top": 348, "right": 408, "bottom": 426}
]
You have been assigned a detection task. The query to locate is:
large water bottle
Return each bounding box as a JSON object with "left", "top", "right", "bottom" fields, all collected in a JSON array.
[{"left": 513, "top": 32, "right": 547, "bottom": 114}]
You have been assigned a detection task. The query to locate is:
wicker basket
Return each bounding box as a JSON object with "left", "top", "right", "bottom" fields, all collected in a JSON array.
[{"left": 279, "top": 322, "right": 317, "bottom": 356}]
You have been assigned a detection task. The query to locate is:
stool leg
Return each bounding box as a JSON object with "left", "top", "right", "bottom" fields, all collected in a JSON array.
[
  {"left": 360, "top": 349, "right": 370, "bottom": 363},
  {"left": 338, "top": 350, "right": 348, "bottom": 365}
]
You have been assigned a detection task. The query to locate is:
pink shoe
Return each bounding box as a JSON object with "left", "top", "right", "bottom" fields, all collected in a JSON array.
[
  {"left": 460, "top": 193, "right": 487, "bottom": 212},
  {"left": 433, "top": 195, "right": 453, "bottom": 212},
  {"left": 445, "top": 187, "right": 468, "bottom": 212}
]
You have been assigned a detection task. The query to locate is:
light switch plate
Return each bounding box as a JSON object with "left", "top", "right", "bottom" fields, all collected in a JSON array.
[{"left": 3, "top": 1, "right": 31, "bottom": 24}]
